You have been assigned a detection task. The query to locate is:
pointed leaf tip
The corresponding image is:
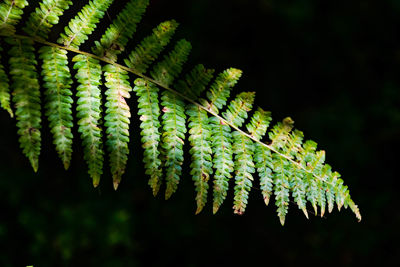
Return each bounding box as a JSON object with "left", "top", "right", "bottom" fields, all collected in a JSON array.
[
  {"left": 302, "top": 208, "right": 309, "bottom": 219},
  {"left": 195, "top": 207, "right": 203, "bottom": 215},
  {"left": 92, "top": 177, "right": 100, "bottom": 188},
  {"left": 113, "top": 181, "right": 120, "bottom": 191},
  {"left": 212, "top": 207, "right": 219, "bottom": 215},
  {"left": 63, "top": 162, "right": 70, "bottom": 171},
  {"left": 152, "top": 188, "right": 159, "bottom": 197},
  {"left": 312, "top": 204, "right": 318, "bottom": 216},
  {"left": 321, "top": 207, "right": 325, "bottom": 218},
  {"left": 31, "top": 159, "right": 39, "bottom": 173},
  {"left": 264, "top": 196, "right": 270, "bottom": 206}
]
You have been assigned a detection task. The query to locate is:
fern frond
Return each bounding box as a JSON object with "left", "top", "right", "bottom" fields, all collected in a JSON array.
[
  {"left": 334, "top": 176, "right": 346, "bottom": 211},
  {"left": 254, "top": 144, "right": 274, "bottom": 206},
  {"left": 58, "top": 0, "right": 114, "bottom": 48},
  {"left": 322, "top": 165, "right": 336, "bottom": 214},
  {"left": 291, "top": 168, "right": 309, "bottom": 218},
  {"left": 160, "top": 90, "right": 187, "bottom": 200},
  {"left": 93, "top": 0, "right": 149, "bottom": 61},
  {"left": 223, "top": 92, "right": 255, "bottom": 127},
  {"left": 273, "top": 154, "right": 291, "bottom": 226},
  {"left": 151, "top": 40, "right": 191, "bottom": 199},
  {"left": 246, "top": 108, "right": 272, "bottom": 141},
  {"left": 0, "top": 0, "right": 28, "bottom": 34},
  {"left": 346, "top": 195, "right": 362, "bottom": 222},
  {"left": 187, "top": 104, "right": 213, "bottom": 214},
  {"left": 210, "top": 116, "right": 234, "bottom": 214},
  {"left": 0, "top": 0, "right": 361, "bottom": 224},
  {"left": 151, "top": 39, "right": 192, "bottom": 86},
  {"left": 333, "top": 172, "right": 357, "bottom": 217},
  {"left": 269, "top": 117, "right": 295, "bottom": 151},
  {"left": 39, "top": 46, "right": 73, "bottom": 170},
  {"left": 277, "top": 128, "right": 309, "bottom": 218},
  {"left": 103, "top": 64, "right": 132, "bottom": 190},
  {"left": 73, "top": 54, "right": 104, "bottom": 187},
  {"left": 124, "top": 20, "right": 179, "bottom": 74},
  {"left": 270, "top": 124, "right": 305, "bottom": 224},
  {"left": 183, "top": 65, "right": 214, "bottom": 213},
  {"left": 6, "top": 37, "right": 41, "bottom": 172},
  {"left": 175, "top": 64, "right": 214, "bottom": 100},
  {"left": 203, "top": 68, "right": 242, "bottom": 113},
  {"left": 246, "top": 108, "right": 273, "bottom": 205},
  {"left": 201, "top": 69, "right": 243, "bottom": 213},
  {"left": 0, "top": 47, "right": 12, "bottom": 117},
  {"left": 23, "top": 0, "right": 72, "bottom": 39},
  {"left": 22, "top": 1, "right": 74, "bottom": 169},
  {"left": 232, "top": 132, "right": 256, "bottom": 215},
  {"left": 304, "top": 150, "right": 325, "bottom": 215},
  {"left": 229, "top": 93, "right": 256, "bottom": 214},
  {"left": 133, "top": 79, "right": 162, "bottom": 196}
]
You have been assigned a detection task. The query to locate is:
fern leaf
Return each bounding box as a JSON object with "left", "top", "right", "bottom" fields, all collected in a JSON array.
[
  {"left": 297, "top": 140, "right": 317, "bottom": 166},
  {"left": 304, "top": 150, "right": 325, "bottom": 215},
  {"left": 323, "top": 166, "right": 336, "bottom": 214},
  {"left": 175, "top": 64, "right": 214, "bottom": 100},
  {"left": 331, "top": 171, "right": 360, "bottom": 221},
  {"left": 223, "top": 92, "right": 255, "bottom": 127},
  {"left": 210, "top": 116, "right": 234, "bottom": 214},
  {"left": 335, "top": 178, "right": 359, "bottom": 221},
  {"left": 279, "top": 128, "right": 309, "bottom": 217},
  {"left": 133, "top": 78, "right": 162, "bottom": 196},
  {"left": 269, "top": 119, "right": 309, "bottom": 222},
  {"left": 6, "top": 37, "right": 41, "bottom": 172},
  {"left": 103, "top": 64, "right": 132, "bottom": 190},
  {"left": 346, "top": 196, "right": 362, "bottom": 222},
  {"left": 58, "top": 0, "right": 114, "bottom": 48},
  {"left": 0, "top": 0, "right": 28, "bottom": 34},
  {"left": 232, "top": 132, "right": 256, "bottom": 215},
  {"left": 23, "top": 0, "right": 72, "bottom": 39},
  {"left": 291, "top": 168, "right": 309, "bottom": 218},
  {"left": 151, "top": 40, "right": 191, "bottom": 199},
  {"left": 187, "top": 104, "right": 213, "bottom": 214},
  {"left": 39, "top": 46, "right": 73, "bottom": 170},
  {"left": 254, "top": 144, "right": 274, "bottom": 206},
  {"left": 0, "top": 47, "right": 13, "bottom": 117},
  {"left": 283, "top": 129, "right": 304, "bottom": 159},
  {"left": 0, "top": 0, "right": 362, "bottom": 223},
  {"left": 228, "top": 92, "right": 256, "bottom": 214},
  {"left": 203, "top": 68, "right": 242, "bottom": 114},
  {"left": 334, "top": 175, "right": 346, "bottom": 211},
  {"left": 273, "top": 155, "right": 291, "bottom": 225},
  {"left": 317, "top": 164, "right": 335, "bottom": 217},
  {"left": 73, "top": 54, "right": 104, "bottom": 187},
  {"left": 124, "top": 20, "right": 179, "bottom": 74},
  {"left": 151, "top": 39, "right": 192, "bottom": 86},
  {"left": 269, "top": 117, "right": 294, "bottom": 151},
  {"left": 206, "top": 69, "right": 243, "bottom": 213},
  {"left": 93, "top": 0, "right": 149, "bottom": 61},
  {"left": 246, "top": 108, "right": 272, "bottom": 141},
  {"left": 247, "top": 108, "right": 273, "bottom": 205},
  {"left": 182, "top": 65, "right": 214, "bottom": 213},
  {"left": 160, "top": 91, "right": 187, "bottom": 200}
]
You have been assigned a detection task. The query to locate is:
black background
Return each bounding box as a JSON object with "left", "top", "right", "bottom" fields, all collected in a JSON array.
[{"left": 0, "top": 0, "right": 399, "bottom": 266}]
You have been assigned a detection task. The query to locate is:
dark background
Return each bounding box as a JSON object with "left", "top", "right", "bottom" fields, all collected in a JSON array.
[{"left": 0, "top": 0, "right": 399, "bottom": 266}]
